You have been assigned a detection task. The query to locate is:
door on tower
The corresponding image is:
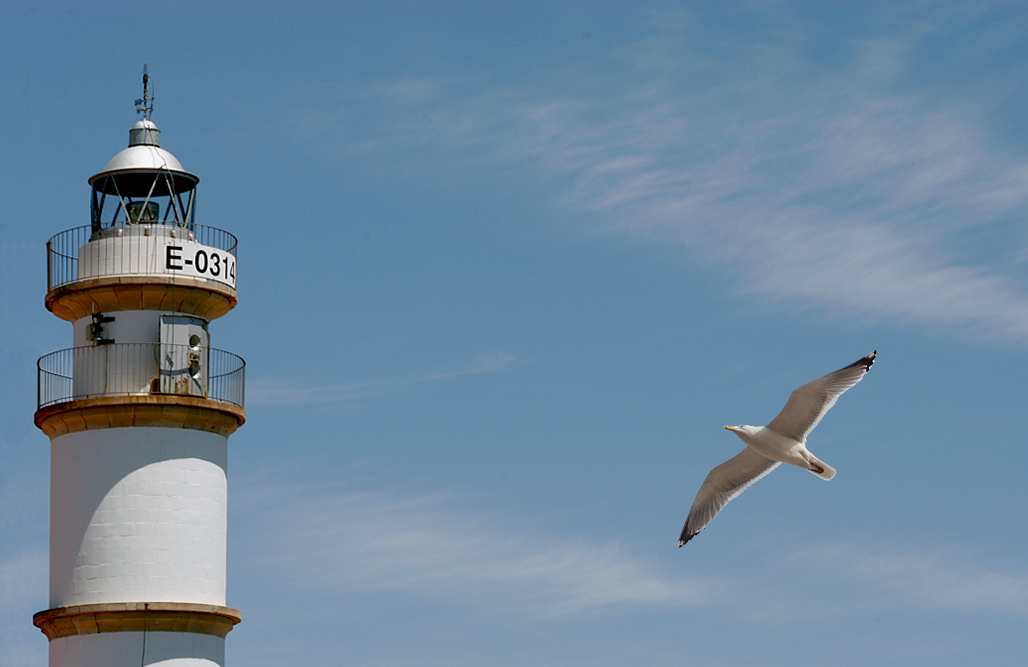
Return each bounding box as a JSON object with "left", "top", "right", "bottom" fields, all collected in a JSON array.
[{"left": 160, "top": 314, "right": 209, "bottom": 397}]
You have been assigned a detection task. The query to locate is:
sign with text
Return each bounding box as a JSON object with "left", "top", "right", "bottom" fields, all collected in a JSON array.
[{"left": 164, "top": 240, "right": 237, "bottom": 288}]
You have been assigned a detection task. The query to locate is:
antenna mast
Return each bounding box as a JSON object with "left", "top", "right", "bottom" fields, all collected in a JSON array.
[{"left": 134, "top": 64, "right": 154, "bottom": 119}]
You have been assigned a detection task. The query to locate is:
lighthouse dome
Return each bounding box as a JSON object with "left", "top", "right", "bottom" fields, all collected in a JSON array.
[{"left": 88, "top": 118, "right": 198, "bottom": 193}]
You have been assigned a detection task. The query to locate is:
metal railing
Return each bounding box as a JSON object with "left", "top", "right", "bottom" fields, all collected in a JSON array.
[
  {"left": 37, "top": 343, "right": 245, "bottom": 409},
  {"left": 46, "top": 223, "right": 238, "bottom": 291}
]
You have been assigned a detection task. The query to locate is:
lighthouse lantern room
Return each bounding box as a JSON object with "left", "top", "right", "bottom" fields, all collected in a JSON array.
[{"left": 33, "top": 70, "right": 245, "bottom": 667}]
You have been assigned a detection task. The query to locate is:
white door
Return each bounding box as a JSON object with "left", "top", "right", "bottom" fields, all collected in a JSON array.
[{"left": 159, "top": 314, "right": 209, "bottom": 397}]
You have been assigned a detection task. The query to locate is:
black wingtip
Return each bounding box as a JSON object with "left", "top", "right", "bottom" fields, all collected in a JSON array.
[
  {"left": 678, "top": 531, "right": 696, "bottom": 547},
  {"left": 846, "top": 349, "right": 876, "bottom": 372}
]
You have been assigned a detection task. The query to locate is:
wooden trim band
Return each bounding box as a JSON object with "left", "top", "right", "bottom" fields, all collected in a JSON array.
[
  {"left": 46, "top": 275, "right": 237, "bottom": 322},
  {"left": 35, "top": 395, "right": 246, "bottom": 438},
  {"left": 33, "top": 603, "right": 242, "bottom": 640}
]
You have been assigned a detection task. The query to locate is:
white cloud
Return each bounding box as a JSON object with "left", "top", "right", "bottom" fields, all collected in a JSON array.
[
  {"left": 237, "top": 478, "right": 715, "bottom": 619},
  {"left": 235, "top": 468, "right": 1028, "bottom": 625},
  {"left": 290, "top": 11, "right": 1028, "bottom": 343},
  {"left": 799, "top": 543, "right": 1028, "bottom": 616},
  {"left": 247, "top": 352, "right": 525, "bottom": 407},
  {"left": 793, "top": 542, "right": 1028, "bottom": 612}
]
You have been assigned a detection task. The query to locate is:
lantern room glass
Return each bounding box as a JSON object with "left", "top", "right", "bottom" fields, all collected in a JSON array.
[{"left": 90, "top": 171, "right": 197, "bottom": 236}]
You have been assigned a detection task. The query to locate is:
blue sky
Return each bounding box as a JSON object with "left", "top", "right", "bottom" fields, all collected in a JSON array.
[{"left": 2, "top": 1, "right": 1028, "bottom": 665}]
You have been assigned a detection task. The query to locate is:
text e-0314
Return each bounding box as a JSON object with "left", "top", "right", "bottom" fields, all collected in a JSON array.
[{"left": 164, "top": 244, "right": 236, "bottom": 287}]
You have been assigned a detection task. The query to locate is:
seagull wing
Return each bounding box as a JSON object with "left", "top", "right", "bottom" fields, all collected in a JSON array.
[
  {"left": 766, "top": 350, "right": 876, "bottom": 442},
  {"left": 678, "top": 447, "right": 781, "bottom": 546}
]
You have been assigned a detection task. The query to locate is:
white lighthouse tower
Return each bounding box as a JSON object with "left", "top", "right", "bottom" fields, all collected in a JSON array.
[{"left": 33, "top": 72, "right": 244, "bottom": 666}]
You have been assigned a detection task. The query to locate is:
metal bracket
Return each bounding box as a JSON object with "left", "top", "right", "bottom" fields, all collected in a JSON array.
[{"left": 90, "top": 312, "right": 115, "bottom": 345}]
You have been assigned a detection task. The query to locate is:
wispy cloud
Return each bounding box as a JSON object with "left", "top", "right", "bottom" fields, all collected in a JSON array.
[
  {"left": 799, "top": 543, "right": 1028, "bottom": 616},
  {"left": 236, "top": 477, "right": 714, "bottom": 619},
  {"left": 236, "top": 468, "right": 1028, "bottom": 624},
  {"left": 289, "top": 9, "right": 1028, "bottom": 342},
  {"left": 248, "top": 352, "right": 525, "bottom": 407}
]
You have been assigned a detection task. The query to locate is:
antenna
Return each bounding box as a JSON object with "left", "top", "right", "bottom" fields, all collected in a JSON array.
[{"left": 135, "top": 64, "right": 154, "bottom": 119}]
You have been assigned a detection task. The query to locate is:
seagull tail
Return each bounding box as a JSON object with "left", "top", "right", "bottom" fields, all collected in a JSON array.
[{"left": 807, "top": 455, "right": 836, "bottom": 480}]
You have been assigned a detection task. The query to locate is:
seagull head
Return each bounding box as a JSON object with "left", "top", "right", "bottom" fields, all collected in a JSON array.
[{"left": 724, "top": 425, "right": 755, "bottom": 436}]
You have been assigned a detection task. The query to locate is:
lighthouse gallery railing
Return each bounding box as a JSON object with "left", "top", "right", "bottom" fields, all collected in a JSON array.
[
  {"left": 37, "top": 344, "right": 245, "bottom": 409},
  {"left": 46, "top": 223, "right": 238, "bottom": 292}
]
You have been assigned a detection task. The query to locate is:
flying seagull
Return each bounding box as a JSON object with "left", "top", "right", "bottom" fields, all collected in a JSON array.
[{"left": 678, "top": 350, "right": 876, "bottom": 547}]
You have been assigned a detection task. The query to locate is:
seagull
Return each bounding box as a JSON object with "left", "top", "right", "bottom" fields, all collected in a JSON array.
[{"left": 678, "top": 350, "right": 876, "bottom": 547}]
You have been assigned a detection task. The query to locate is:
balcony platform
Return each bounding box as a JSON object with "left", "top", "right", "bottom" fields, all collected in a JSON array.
[
  {"left": 46, "top": 274, "right": 237, "bottom": 322},
  {"left": 34, "top": 394, "right": 246, "bottom": 438}
]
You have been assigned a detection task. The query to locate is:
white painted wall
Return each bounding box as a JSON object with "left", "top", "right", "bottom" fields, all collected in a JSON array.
[
  {"left": 50, "top": 630, "right": 224, "bottom": 667},
  {"left": 50, "top": 427, "right": 228, "bottom": 607},
  {"left": 74, "top": 310, "right": 167, "bottom": 346},
  {"left": 77, "top": 228, "right": 236, "bottom": 289}
]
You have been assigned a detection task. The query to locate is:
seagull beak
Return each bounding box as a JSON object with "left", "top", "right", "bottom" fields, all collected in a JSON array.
[{"left": 724, "top": 425, "right": 734, "bottom": 431}]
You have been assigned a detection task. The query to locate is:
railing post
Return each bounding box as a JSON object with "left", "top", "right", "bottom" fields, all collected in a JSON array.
[{"left": 46, "top": 240, "right": 53, "bottom": 292}]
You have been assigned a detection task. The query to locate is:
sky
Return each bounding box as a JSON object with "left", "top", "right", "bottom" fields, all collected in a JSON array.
[{"left": 2, "top": 1, "right": 1028, "bottom": 665}]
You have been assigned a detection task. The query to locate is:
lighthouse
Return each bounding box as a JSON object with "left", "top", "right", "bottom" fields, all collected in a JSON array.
[{"left": 33, "top": 73, "right": 245, "bottom": 666}]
